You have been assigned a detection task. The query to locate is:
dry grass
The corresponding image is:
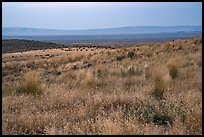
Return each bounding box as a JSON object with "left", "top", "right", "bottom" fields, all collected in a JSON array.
[
  {"left": 16, "top": 70, "right": 42, "bottom": 96},
  {"left": 152, "top": 70, "right": 166, "bottom": 99},
  {"left": 121, "top": 65, "right": 143, "bottom": 77},
  {"left": 167, "top": 61, "right": 179, "bottom": 79},
  {"left": 93, "top": 64, "right": 109, "bottom": 78},
  {"left": 84, "top": 71, "right": 98, "bottom": 88},
  {"left": 2, "top": 37, "right": 202, "bottom": 135}
]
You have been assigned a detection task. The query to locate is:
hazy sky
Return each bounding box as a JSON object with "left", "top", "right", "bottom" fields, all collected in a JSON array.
[{"left": 2, "top": 2, "right": 202, "bottom": 30}]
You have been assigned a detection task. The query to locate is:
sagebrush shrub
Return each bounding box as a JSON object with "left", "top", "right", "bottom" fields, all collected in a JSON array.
[
  {"left": 116, "top": 55, "right": 125, "bottom": 61},
  {"left": 153, "top": 113, "right": 172, "bottom": 126},
  {"left": 127, "top": 51, "right": 135, "bottom": 59}
]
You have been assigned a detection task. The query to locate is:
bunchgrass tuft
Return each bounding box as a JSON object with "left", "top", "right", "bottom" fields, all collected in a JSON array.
[
  {"left": 152, "top": 73, "right": 165, "bottom": 99},
  {"left": 168, "top": 62, "right": 179, "bottom": 79},
  {"left": 17, "top": 71, "right": 42, "bottom": 96}
]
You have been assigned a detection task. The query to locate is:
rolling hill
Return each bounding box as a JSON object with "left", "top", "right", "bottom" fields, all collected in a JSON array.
[{"left": 2, "top": 26, "right": 202, "bottom": 36}]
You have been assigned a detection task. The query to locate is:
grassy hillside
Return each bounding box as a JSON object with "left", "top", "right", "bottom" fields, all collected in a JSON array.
[{"left": 2, "top": 37, "right": 202, "bottom": 135}]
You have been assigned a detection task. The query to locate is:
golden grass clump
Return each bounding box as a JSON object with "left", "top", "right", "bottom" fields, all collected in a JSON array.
[
  {"left": 17, "top": 71, "right": 42, "bottom": 96},
  {"left": 152, "top": 71, "right": 166, "bottom": 99},
  {"left": 84, "top": 71, "right": 98, "bottom": 88},
  {"left": 76, "top": 69, "right": 86, "bottom": 81},
  {"left": 94, "top": 64, "right": 108, "bottom": 78},
  {"left": 167, "top": 62, "right": 179, "bottom": 79}
]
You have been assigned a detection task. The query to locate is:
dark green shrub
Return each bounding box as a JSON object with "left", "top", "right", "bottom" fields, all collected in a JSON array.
[
  {"left": 153, "top": 114, "right": 172, "bottom": 126},
  {"left": 127, "top": 51, "right": 135, "bottom": 59}
]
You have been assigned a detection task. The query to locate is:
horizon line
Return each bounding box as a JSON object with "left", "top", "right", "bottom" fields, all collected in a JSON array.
[{"left": 3, "top": 25, "right": 202, "bottom": 31}]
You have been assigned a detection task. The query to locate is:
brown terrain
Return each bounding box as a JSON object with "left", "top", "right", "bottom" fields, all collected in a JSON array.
[
  {"left": 2, "top": 39, "right": 117, "bottom": 54},
  {"left": 2, "top": 37, "right": 202, "bottom": 135}
]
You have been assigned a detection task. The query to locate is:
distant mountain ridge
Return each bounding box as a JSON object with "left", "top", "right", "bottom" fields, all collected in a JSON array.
[{"left": 2, "top": 26, "right": 202, "bottom": 36}]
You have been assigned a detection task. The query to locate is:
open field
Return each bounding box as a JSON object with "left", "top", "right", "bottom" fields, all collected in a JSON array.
[{"left": 2, "top": 37, "right": 202, "bottom": 135}]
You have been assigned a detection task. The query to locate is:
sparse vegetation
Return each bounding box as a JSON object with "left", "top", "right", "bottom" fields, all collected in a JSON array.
[{"left": 2, "top": 37, "right": 202, "bottom": 135}]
